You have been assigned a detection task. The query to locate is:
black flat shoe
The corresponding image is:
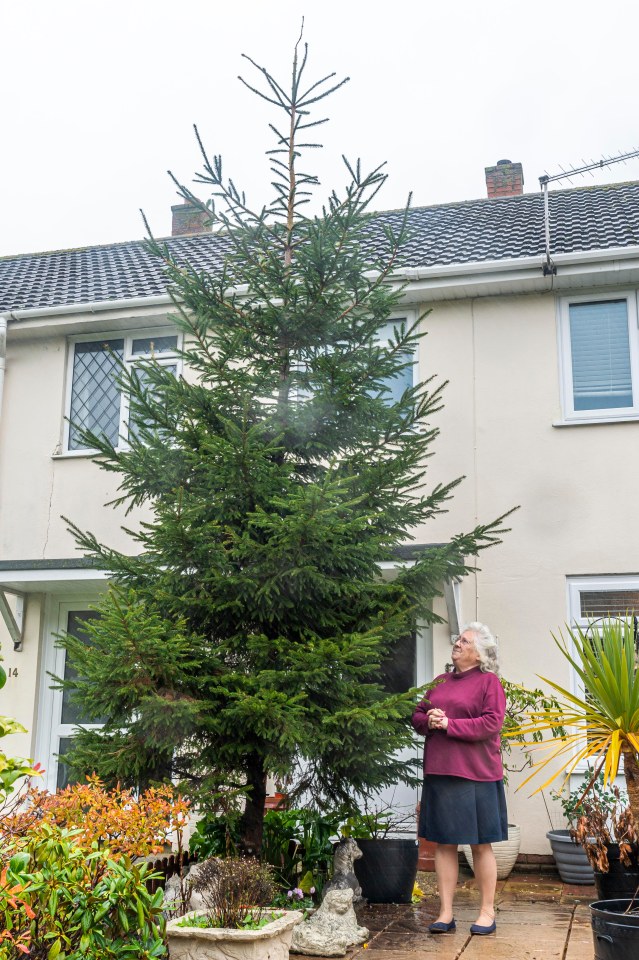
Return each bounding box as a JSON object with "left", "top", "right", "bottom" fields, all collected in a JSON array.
[
  {"left": 429, "top": 919, "right": 456, "bottom": 933},
  {"left": 470, "top": 920, "right": 496, "bottom": 935}
]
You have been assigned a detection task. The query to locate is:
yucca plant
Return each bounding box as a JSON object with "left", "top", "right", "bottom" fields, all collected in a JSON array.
[{"left": 511, "top": 618, "right": 639, "bottom": 823}]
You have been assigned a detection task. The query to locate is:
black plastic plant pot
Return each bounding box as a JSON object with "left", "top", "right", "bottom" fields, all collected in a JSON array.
[
  {"left": 594, "top": 844, "right": 639, "bottom": 901},
  {"left": 591, "top": 899, "right": 639, "bottom": 960},
  {"left": 353, "top": 838, "right": 419, "bottom": 904}
]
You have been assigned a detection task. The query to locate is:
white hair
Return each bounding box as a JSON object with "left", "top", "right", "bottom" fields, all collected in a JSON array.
[{"left": 456, "top": 621, "right": 500, "bottom": 676}]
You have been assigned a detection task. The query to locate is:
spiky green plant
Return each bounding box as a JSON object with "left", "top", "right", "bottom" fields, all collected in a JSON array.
[{"left": 511, "top": 618, "right": 639, "bottom": 822}]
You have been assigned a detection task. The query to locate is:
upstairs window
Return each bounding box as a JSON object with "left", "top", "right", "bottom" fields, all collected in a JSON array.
[
  {"left": 377, "top": 318, "right": 416, "bottom": 404},
  {"left": 559, "top": 294, "right": 639, "bottom": 421},
  {"left": 65, "top": 331, "right": 179, "bottom": 452},
  {"left": 290, "top": 314, "right": 417, "bottom": 406}
]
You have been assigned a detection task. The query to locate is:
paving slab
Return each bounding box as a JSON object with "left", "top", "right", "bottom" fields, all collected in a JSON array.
[
  {"left": 331, "top": 871, "right": 598, "bottom": 960},
  {"left": 461, "top": 938, "right": 565, "bottom": 959}
]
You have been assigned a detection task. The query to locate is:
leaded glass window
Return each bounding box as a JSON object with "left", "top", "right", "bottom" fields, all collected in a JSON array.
[
  {"left": 66, "top": 331, "right": 180, "bottom": 452},
  {"left": 68, "top": 339, "right": 124, "bottom": 450}
]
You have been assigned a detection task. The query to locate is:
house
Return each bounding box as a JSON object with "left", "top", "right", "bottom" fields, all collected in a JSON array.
[{"left": 2, "top": 160, "right": 639, "bottom": 854}]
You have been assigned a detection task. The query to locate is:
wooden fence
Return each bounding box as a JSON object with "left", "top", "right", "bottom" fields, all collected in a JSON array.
[{"left": 145, "top": 850, "right": 199, "bottom": 893}]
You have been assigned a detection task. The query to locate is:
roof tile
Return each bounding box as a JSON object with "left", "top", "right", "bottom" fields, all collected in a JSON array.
[{"left": 2, "top": 182, "right": 639, "bottom": 313}]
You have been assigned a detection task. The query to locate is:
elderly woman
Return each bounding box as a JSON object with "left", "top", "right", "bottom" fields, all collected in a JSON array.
[{"left": 412, "top": 622, "right": 506, "bottom": 937}]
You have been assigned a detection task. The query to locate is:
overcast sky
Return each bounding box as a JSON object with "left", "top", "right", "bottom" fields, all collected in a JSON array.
[{"left": 1, "top": 0, "right": 638, "bottom": 258}]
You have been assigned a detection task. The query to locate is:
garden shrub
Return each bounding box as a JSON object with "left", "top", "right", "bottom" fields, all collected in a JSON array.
[
  {"left": 190, "top": 807, "right": 341, "bottom": 895},
  {"left": 0, "top": 823, "right": 166, "bottom": 958},
  {"left": 0, "top": 778, "right": 190, "bottom": 957},
  {"left": 3, "top": 776, "right": 189, "bottom": 859},
  {"left": 189, "top": 857, "right": 276, "bottom": 929}
]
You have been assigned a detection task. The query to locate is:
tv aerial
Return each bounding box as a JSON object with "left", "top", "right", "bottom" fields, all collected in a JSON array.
[{"left": 538, "top": 148, "right": 639, "bottom": 276}]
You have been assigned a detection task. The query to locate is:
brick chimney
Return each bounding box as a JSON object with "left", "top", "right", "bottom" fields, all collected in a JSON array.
[
  {"left": 171, "top": 199, "right": 212, "bottom": 236},
  {"left": 485, "top": 159, "right": 524, "bottom": 198}
]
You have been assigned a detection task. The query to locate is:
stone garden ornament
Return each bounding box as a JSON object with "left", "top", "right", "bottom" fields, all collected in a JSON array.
[
  {"left": 321, "top": 838, "right": 363, "bottom": 903},
  {"left": 290, "top": 888, "right": 369, "bottom": 957}
]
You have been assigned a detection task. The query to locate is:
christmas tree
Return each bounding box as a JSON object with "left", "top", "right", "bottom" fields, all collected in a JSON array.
[{"left": 60, "top": 34, "right": 509, "bottom": 851}]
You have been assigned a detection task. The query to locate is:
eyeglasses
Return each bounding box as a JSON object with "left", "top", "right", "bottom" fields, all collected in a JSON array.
[{"left": 451, "top": 635, "right": 474, "bottom": 646}]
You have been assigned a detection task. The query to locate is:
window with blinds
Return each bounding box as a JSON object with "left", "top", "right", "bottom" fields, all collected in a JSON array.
[
  {"left": 560, "top": 294, "right": 639, "bottom": 421},
  {"left": 580, "top": 590, "right": 639, "bottom": 619},
  {"left": 568, "top": 300, "right": 632, "bottom": 411}
]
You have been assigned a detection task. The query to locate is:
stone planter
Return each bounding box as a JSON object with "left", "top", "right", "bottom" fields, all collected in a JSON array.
[
  {"left": 546, "top": 829, "right": 594, "bottom": 884},
  {"left": 462, "top": 824, "right": 521, "bottom": 880},
  {"left": 166, "top": 909, "right": 303, "bottom": 960}
]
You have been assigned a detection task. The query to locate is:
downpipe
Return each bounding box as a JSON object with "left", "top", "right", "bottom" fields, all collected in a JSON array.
[{"left": 0, "top": 314, "right": 7, "bottom": 423}]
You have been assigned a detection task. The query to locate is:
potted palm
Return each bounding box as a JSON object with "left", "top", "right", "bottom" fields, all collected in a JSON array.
[{"left": 510, "top": 618, "right": 639, "bottom": 957}]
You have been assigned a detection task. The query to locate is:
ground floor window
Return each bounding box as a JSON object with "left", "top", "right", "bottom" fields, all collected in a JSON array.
[
  {"left": 381, "top": 626, "right": 417, "bottom": 694},
  {"left": 567, "top": 575, "right": 639, "bottom": 628},
  {"left": 566, "top": 575, "right": 639, "bottom": 772}
]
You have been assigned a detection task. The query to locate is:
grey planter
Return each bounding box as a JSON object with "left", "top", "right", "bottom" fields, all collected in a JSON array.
[{"left": 546, "top": 829, "right": 594, "bottom": 884}]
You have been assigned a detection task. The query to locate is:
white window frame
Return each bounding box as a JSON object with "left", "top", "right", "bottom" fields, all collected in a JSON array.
[
  {"left": 558, "top": 291, "right": 639, "bottom": 423},
  {"left": 36, "top": 593, "right": 105, "bottom": 793},
  {"left": 566, "top": 574, "right": 639, "bottom": 775},
  {"left": 567, "top": 574, "right": 639, "bottom": 629},
  {"left": 63, "top": 328, "right": 181, "bottom": 454}
]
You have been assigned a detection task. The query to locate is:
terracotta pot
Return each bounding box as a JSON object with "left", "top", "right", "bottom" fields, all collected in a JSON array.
[{"left": 418, "top": 838, "right": 437, "bottom": 871}]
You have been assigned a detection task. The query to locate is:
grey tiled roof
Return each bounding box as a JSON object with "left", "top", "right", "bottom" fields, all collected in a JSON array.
[{"left": 3, "top": 181, "right": 639, "bottom": 313}]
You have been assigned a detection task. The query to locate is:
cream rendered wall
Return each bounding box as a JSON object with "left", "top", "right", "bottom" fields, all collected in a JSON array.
[
  {"left": 0, "top": 595, "right": 43, "bottom": 762},
  {"left": 0, "top": 334, "right": 145, "bottom": 561},
  {"left": 0, "top": 322, "right": 154, "bottom": 773},
  {"left": 3, "top": 290, "right": 635, "bottom": 849},
  {"left": 412, "top": 290, "right": 639, "bottom": 850}
]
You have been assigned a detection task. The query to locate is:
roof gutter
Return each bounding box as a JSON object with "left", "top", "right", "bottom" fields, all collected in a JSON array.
[
  {"left": 394, "top": 244, "right": 639, "bottom": 300},
  {"left": 7, "top": 293, "right": 173, "bottom": 323}
]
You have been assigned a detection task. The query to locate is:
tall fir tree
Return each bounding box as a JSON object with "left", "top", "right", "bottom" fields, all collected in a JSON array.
[{"left": 60, "top": 36, "right": 509, "bottom": 852}]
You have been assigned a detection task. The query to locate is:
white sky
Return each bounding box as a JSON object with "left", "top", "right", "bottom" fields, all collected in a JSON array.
[{"left": 1, "top": 0, "right": 639, "bottom": 258}]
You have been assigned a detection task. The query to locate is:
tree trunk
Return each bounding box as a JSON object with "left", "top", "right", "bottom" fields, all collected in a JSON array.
[
  {"left": 239, "top": 755, "right": 267, "bottom": 856},
  {"left": 623, "top": 747, "right": 639, "bottom": 825}
]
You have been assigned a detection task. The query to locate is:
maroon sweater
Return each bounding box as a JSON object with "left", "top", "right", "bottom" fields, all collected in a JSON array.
[{"left": 411, "top": 666, "right": 506, "bottom": 782}]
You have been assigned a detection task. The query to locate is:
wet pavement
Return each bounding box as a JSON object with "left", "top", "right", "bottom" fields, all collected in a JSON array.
[{"left": 343, "top": 869, "right": 598, "bottom": 960}]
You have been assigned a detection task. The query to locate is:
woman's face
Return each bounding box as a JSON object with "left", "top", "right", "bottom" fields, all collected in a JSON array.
[{"left": 451, "top": 630, "right": 482, "bottom": 672}]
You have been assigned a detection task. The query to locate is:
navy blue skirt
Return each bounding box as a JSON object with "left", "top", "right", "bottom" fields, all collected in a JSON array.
[{"left": 418, "top": 775, "right": 508, "bottom": 845}]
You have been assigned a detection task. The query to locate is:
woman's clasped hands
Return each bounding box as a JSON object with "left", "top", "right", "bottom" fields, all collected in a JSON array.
[{"left": 427, "top": 708, "right": 448, "bottom": 731}]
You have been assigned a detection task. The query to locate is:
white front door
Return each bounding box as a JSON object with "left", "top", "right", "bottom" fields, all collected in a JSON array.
[{"left": 37, "top": 597, "right": 103, "bottom": 792}]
